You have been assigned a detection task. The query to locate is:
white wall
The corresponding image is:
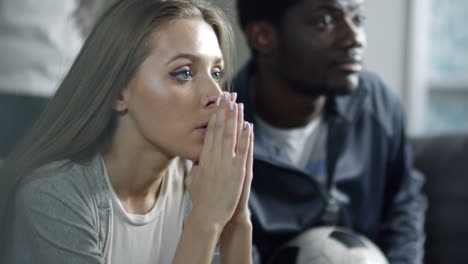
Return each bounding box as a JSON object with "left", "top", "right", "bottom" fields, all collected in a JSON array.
[
  {"left": 365, "top": 0, "right": 431, "bottom": 135},
  {"left": 364, "top": 0, "right": 408, "bottom": 98}
]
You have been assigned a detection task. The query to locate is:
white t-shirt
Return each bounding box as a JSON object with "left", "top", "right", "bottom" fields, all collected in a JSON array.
[
  {"left": 255, "top": 114, "right": 328, "bottom": 183},
  {"left": 101, "top": 157, "right": 189, "bottom": 264}
]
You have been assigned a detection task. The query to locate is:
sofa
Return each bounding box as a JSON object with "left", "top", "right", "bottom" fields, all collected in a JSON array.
[{"left": 410, "top": 133, "right": 468, "bottom": 264}]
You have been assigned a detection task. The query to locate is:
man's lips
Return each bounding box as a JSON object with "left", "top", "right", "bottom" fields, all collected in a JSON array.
[
  {"left": 333, "top": 52, "right": 363, "bottom": 72},
  {"left": 337, "top": 60, "right": 362, "bottom": 72}
]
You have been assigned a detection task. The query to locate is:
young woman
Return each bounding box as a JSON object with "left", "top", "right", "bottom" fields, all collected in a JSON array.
[{"left": 0, "top": 0, "right": 253, "bottom": 263}]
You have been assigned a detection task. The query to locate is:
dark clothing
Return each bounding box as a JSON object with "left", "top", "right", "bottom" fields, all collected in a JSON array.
[{"left": 232, "top": 62, "right": 426, "bottom": 264}]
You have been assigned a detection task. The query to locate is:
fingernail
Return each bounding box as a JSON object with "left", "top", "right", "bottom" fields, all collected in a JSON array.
[
  {"left": 229, "top": 101, "right": 235, "bottom": 111},
  {"left": 216, "top": 96, "right": 221, "bottom": 106},
  {"left": 223, "top": 91, "right": 229, "bottom": 101},
  {"left": 243, "top": 121, "right": 248, "bottom": 130},
  {"left": 231, "top": 92, "right": 237, "bottom": 102}
]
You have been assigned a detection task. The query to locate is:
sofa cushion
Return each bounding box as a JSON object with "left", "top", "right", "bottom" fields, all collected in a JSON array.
[{"left": 410, "top": 133, "right": 468, "bottom": 264}]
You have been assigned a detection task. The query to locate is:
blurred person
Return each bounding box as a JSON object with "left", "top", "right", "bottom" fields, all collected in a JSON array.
[
  {"left": 1, "top": 0, "right": 253, "bottom": 263},
  {"left": 0, "top": 0, "right": 96, "bottom": 97},
  {"left": 232, "top": 0, "right": 426, "bottom": 263},
  {"left": 74, "top": 0, "right": 116, "bottom": 37},
  {"left": 0, "top": 0, "right": 110, "bottom": 156}
]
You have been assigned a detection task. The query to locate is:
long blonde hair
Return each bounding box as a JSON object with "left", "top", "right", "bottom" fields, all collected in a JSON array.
[{"left": 0, "top": 0, "right": 233, "bottom": 247}]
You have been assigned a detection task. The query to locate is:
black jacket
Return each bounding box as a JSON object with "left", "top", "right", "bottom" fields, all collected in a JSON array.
[{"left": 232, "top": 63, "right": 426, "bottom": 264}]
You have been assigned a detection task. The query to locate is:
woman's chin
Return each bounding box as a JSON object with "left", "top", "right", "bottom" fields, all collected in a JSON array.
[
  {"left": 176, "top": 142, "right": 204, "bottom": 162},
  {"left": 180, "top": 149, "right": 201, "bottom": 163}
]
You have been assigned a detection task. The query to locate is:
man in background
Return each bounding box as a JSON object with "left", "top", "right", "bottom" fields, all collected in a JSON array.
[{"left": 232, "top": 0, "right": 426, "bottom": 263}]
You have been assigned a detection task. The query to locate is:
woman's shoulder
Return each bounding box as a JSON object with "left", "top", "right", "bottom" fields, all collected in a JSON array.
[
  {"left": 15, "top": 155, "right": 107, "bottom": 215},
  {"left": 6, "top": 156, "right": 108, "bottom": 261}
]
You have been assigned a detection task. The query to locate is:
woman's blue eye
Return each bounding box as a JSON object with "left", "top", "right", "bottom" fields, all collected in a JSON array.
[
  {"left": 170, "top": 70, "right": 193, "bottom": 81},
  {"left": 212, "top": 71, "right": 223, "bottom": 82}
]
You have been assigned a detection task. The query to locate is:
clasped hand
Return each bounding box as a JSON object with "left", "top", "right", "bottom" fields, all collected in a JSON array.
[{"left": 185, "top": 91, "right": 253, "bottom": 228}]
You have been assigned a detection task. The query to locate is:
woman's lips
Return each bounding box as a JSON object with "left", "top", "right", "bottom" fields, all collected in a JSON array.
[
  {"left": 196, "top": 127, "right": 207, "bottom": 134},
  {"left": 196, "top": 123, "right": 208, "bottom": 134}
]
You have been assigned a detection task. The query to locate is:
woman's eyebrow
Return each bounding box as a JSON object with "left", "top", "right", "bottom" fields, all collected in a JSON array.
[
  {"left": 167, "top": 53, "right": 224, "bottom": 65},
  {"left": 166, "top": 53, "right": 197, "bottom": 64},
  {"left": 213, "top": 57, "right": 224, "bottom": 66}
]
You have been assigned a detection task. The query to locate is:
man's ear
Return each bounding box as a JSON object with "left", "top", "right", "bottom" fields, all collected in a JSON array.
[{"left": 245, "top": 22, "right": 277, "bottom": 55}]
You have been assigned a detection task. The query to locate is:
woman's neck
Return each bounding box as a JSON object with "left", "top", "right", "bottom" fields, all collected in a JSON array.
[{"left": 100, "top": 124, "right": 174, "bottom": 214}]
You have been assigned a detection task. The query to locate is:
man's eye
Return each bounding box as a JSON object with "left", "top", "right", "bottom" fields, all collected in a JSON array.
[
  {"left": 170, "top": 70, "right": 193, "bottom": 81},
  {"left": 353, "top": 14, "right": 366, "bottom": 26},
  {"left": 316, "top": 14, "right": 335, "bottom": 30}
]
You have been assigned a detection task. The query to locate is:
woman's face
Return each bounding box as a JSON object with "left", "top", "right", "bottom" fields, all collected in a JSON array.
[{"left": 120, "top": 18, "right": 224, "bottom": 161}]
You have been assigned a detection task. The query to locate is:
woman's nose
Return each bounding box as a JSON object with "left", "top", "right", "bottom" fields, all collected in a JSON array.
[{"left": 201, "top": 79, "right": 223, "bottom": 109}]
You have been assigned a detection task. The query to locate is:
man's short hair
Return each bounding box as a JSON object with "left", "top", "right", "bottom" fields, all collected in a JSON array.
[{"left": 236, "top": 0, "right": 300, "bottom": 30}]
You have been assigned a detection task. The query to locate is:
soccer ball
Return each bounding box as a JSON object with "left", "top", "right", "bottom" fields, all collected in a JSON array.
[{"left": 269, "top": 226, "right": 389, "bottom": 264}]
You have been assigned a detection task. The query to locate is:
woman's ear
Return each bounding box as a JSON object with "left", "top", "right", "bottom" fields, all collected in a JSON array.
[
  {"left": 113, "top": 92, "right": 128, "bottom": 112},
  {"left": 245, "top": 22, "right": 277, "bottom": 55}
]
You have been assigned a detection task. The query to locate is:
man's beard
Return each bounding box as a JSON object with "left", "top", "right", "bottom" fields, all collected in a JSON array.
[
  {"left": 276, "top": 70, "right": 352, "bottom": 98},
  {"left": 271, "top": 52, "right": 359, "bottom": 98}
]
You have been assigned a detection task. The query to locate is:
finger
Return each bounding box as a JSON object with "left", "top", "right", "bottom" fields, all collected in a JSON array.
[
  {"left": 201, "top": 110, "right": 217, "bottom": 155},
  {"left": 212, "top": 92, "right": 230, "bottom": 157},
  {"left": 238, "top": 127, "right": 254, "bottom": 205},
  {"left": 234, "top": 122, "right": 251, "bottom": 167},
  {"left": 230, "top": 92, "right": 237, "bottom": 102},
  {"left": 222, "top": 101, "right": 238, "bottom": 156},
  {"left": 245, "top": 125, "right": 254, "bottom": 185},
  {"left": 228, "top": 92, "right": 242, "bottom": 152},
  {"left": 216, "top": 91, "right": 230, "bottom": 107},
  {"left": 235, "top": 103, "right": 244, "bottom": 152},
  {"left": 200, "top": 91, "right": 227, "bottom": 159}
]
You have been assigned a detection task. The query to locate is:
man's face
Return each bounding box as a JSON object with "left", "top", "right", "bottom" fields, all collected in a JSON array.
[{"left": 272, "top": 0, "right": 367, "bottom": 96}]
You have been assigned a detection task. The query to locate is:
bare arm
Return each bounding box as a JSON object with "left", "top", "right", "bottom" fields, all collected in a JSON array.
[
  {"left": 172, "top": 211, "right": 223, "bottom": 264},
  {"left": 220, "top": 220, "right": 253, "bottom": 264}
]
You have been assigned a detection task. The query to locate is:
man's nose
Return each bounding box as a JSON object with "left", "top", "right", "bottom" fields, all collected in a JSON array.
[{"left": 339, "top": 19, "right": 366, "bottom": 49}]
